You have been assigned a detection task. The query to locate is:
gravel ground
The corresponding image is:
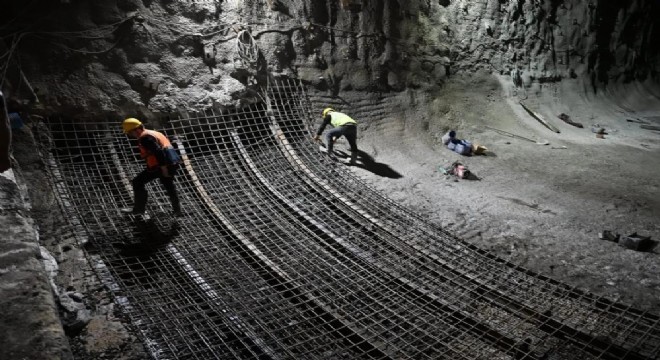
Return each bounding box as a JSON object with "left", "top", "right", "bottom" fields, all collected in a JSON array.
[{"left": 343, "top": 74, "right": 660, "bottom": 314}]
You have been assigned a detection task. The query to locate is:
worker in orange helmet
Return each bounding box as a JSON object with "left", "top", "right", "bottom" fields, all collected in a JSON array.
[
  {"left": 313, "top": 107, "right": 358, "bottom": 165},
  {"left": 120, "top": 118, "right": 182, "bottom": 217}
]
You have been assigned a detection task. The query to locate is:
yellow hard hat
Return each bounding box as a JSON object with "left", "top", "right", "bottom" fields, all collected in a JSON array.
[
  {"left": 322, "top": 108, "right": 334, "bottom": 118},
  {"left": 122, "top": 118, "right": 142, "bottom": 134}
]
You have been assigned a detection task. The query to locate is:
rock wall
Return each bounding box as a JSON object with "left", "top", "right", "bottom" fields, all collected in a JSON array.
[
  {"left": 447, "top": 0, "right": 660, "bottom": 90},
  {"left": 1, "top": 0, "right": 659, "bottom": 357},
  {"left": 1, "top": 0, "right": 658, "bottom": 119},
  {"left": 0, "top": 168, "right": 73, "bottom": 360}
]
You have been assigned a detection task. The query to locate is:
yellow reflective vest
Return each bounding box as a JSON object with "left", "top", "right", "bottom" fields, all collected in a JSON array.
[{"left": 329, "top": 112, "right": 357, "bottom": 127}]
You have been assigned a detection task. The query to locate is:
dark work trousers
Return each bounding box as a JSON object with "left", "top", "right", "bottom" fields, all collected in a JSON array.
[
  {"left": 132, "top": 165, "right": 181, "bottom": 213},
  {"left": 326, "top": 124, "right": 358, "bottom": 163}
]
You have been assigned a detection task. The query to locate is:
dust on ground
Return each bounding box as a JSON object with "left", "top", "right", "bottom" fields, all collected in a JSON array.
[{"left": 343, "top": 74, "right": 660, "bottom": 313}]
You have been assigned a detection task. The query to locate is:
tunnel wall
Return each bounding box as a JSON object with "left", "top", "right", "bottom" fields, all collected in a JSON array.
[
  {"left": 0, "top": 169, "right": 73, "bottom": 360},
  {"left": 1, "top": 1, "right": 660, "bottom": 355},
  {"left": 0, "top": 0, "right": 658, "bottom": 119}
]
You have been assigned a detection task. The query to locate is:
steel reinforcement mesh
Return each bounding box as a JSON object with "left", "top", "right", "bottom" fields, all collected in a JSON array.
[{"left": 36, "top": 78, "right": 660, "bottom": 360}]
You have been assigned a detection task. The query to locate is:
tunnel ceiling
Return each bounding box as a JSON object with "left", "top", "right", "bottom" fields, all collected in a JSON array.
[{"left": 1, "top": 0, "right": 659, "bottom": 119}]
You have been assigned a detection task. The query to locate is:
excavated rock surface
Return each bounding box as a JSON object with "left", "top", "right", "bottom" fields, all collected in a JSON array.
[
  {"left": 0, "top": 168, "right": 73, "bottom": 360},
  {"left": 1, "top": 0, "right": 659, "bottom": 358},
  {"left": 3, "top": 1, "right": 658, "bottom": 117},
  {"left": 7, "top": 127, "right": 148, "bottom": 359}
]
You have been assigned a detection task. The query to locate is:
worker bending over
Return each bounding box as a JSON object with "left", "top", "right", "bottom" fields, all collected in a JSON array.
[
  {"left": 121, "top": 118, "right": 182, "bottom": 216},
  {"left": 313, "top": 108, "right": 358, "bottom": 165}
]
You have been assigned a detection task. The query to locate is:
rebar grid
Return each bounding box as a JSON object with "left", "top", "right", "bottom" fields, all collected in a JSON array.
[
  {"left": 35, "top": 79, "right": 660, "bottom": 360},
  {"left": 266, "top": 78, "right": 660, "bottom": 359},
  {"left": 170, "top": 112, "right": 516, "bottom": 359}
]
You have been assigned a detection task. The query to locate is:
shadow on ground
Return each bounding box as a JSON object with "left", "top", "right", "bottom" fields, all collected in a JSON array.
[
  {"left": 640, "top": 239, "right": 659, "bottom": 253},
  {"left": 336, "top": 150, "right": 403, "bottom": 179},
  {"left": 91, "top": 216, "right": 180, "bottom": 257}
]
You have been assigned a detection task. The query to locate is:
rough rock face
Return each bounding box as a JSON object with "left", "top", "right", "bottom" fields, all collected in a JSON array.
[
  {"left": 447, "top": 0, "right": 660, "bottom": 89},
  {"left": 2, "top": 0, "right": 657, "bottom": 118},
  {"left": 0, "top": 169, "right": 73, "bottom": 360},
  {"left": 1, "top": 0, "right": 659, "bottom": 358},
  {"left": 7, "top": 126, "right": 148, "bottom": 359}
]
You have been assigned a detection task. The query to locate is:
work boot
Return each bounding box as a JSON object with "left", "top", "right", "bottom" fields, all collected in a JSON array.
[
  {"left": 170, "top": 197, "right": 181, "bottom": 217},
  {"left": 319, "top": 145, "right": 328, "bottom": 153},
  {"left": 120, "top": 208, "right": 144, "bottom": 215},
  {"left": 348, "top": 151, "right": 357, "bottom": 165}
]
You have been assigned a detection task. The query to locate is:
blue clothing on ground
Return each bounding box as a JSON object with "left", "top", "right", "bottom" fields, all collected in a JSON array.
[{"left": 448, "top": 138, "right": 472, "bottom": 155}]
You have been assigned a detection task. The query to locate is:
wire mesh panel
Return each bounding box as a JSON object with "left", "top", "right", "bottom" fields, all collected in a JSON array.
[
  {"left": 265, "top": 78, "right": 660, "bottom": 360},
  {"left": 35, "top": 78, "right": 660, "bottom": 360}
]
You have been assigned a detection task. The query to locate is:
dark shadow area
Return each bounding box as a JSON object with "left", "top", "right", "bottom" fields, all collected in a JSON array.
[
  {"left": 464, "top": 172, "right": 481, "bottom": 181},
  {"left": 598, "top": 231, "right": 658, "bottom": 253},
  {"left": 446, "top": 148, "right": 498, "bottom": 157},
  {"left": 114, "top": 216, "right": 179, "bottom": 257},
  {"left": 335, "top": 149, "right": 403, "bottom": 179},
  {"left": 79, "top": 216, "right": 180, "bottom": 294},
  {"left": 620, "top": 233, "right": 659, "bottom": 253},
  {"left": 639, "top": 239, "right": 659, "bottom": 253}
]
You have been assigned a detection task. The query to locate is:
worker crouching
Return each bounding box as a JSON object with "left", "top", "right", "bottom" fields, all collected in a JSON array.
[
  {"left": 313, "top": 107, "right": 358, "bottom": 165},
  {"left": 121, "top": 118, "right": 182, "bottom": 217}
]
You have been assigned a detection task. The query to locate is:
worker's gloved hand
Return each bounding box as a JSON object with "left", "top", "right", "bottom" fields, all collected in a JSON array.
[
  {"left": 312, "top": 135, "right": 320, "bottom": 142},
  {"left": 161, "top": 165, "right": 171, "bottom": 178}
]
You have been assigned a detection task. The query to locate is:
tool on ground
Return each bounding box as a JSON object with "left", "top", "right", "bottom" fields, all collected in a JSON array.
[
  {"left": 483, "top": 125, "right": 549, "bottom": 145},
  {"left": 558, "top": 113, "right": 584, "bottom": 128},
  {"left": 641, "top": 125, "right": 660, "bottom": 131},
  {"left": 519, "top": 101, "right": 560, "bottom": 133}
]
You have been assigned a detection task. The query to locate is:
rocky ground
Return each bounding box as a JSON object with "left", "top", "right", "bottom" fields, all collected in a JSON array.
[
  {"left": 340, "top": 72, "right": 660, "bottom": 314},
  {"left": 0, "top": 168, "right": 73, "bottom": 360},
  {"left": 2, "top": 1, "right": 659, "bottom": 358}
]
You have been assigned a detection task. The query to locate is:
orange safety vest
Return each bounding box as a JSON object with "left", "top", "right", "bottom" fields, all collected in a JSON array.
[{"left": 138, "top": 129, "right": 174, "bottom": 168}]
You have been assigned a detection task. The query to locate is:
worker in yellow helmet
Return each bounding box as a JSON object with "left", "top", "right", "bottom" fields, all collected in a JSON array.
[
  {"left": 121, "top": 118, "right": 182, "bottom": 217},
  {"left": 313, "top": 108, "right": 358, "bottom": 165}
]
